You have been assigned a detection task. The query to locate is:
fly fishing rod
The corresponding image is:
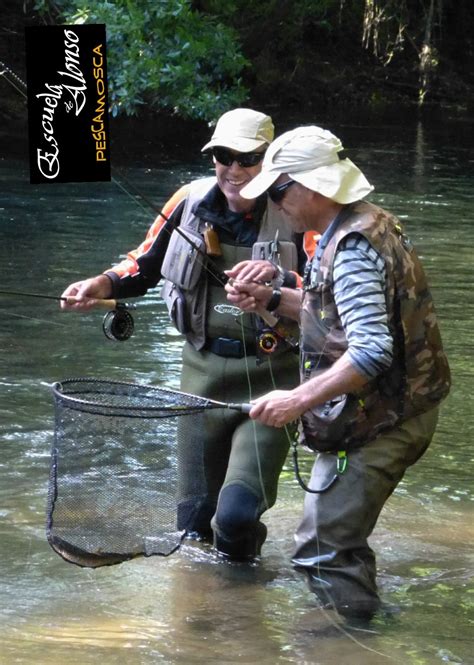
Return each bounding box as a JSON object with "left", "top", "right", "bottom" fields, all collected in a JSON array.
[
  {"left": 113, "top": 170, "right": 299, "bottom": 351},
  {"left": 1, "top": 61, "right": 295, "bottom": 349},
  {"left": 0, "top": 66, "right": 136, "bottom": 342},
  {"left": 0, "top": 289, "right": 136, "bottom": 341}
]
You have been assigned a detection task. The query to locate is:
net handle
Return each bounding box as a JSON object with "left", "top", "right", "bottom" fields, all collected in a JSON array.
[{"left": 51, "top": 380, "right": 252, "bottom": 415}]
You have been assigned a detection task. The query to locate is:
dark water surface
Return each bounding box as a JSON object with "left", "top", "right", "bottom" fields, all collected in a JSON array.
[{"left": 0, "top": 119, "right": 473, "bottom": 664}]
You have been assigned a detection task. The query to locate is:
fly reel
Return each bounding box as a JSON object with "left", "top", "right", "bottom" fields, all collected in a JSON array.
[
  {"left": 258, "top": 329, "right": 279, "bottom": 354},
  {"left": 102, "top": 304, "right": 135, "bottom": 342}
]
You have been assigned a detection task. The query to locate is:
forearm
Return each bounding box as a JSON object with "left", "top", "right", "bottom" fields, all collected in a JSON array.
[
  {"left": 106, "top": 189, "right": 188, "bottom": 299},
  {"left": 226, "top": 281, "right": 303, "bottom": 321},
  {"left": 292, "top": 353, "right": 368, "bottom": 413},
  {"left": 249, "top": 352, "right": 368, "bottom": 427},
  {"left": 271, "top": 286, "right": 302, "bottom": 321}
]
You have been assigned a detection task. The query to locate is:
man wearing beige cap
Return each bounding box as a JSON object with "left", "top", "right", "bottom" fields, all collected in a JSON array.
[
  {"left": 61, "top": 109, "right": 310, "bottom": 561},
  {"left": 227, "top": 125, "right": 450, "bottom": 617}
]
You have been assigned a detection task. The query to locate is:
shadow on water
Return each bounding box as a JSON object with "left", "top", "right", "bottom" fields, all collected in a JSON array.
[{"left": 0, "top": 117, "right": 473, "bottom": 664}]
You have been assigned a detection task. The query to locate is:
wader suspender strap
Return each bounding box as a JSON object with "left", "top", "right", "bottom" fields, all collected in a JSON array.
[{"left": 292, "top": 206, "right": 356, "bottom": 493}]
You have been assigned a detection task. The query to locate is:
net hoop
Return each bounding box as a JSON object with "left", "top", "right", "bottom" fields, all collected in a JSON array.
[{"left": 52, "top": 378, "right": 220, "bottom": 418}]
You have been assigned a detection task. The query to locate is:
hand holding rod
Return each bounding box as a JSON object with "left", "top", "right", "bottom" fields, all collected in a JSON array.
[
  {"left": 114, "top": 172, "right": 296, "bottom": 345},
  {"left": 0, "top": 289, "right": 134, "bottom": 311}
]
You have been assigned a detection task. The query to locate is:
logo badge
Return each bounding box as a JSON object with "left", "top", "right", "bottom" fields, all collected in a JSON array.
[
  {"left": 214, "top": 304, "right": 243, "bottom": 317},
  {"left": 25, "top": 24, "right": 110, "bottom": 184}
]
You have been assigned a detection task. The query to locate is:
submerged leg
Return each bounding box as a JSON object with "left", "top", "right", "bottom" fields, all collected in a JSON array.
[
  {"left": 212, "top": 416, "right": 292, "bottom": 560},
  {"left": 292, "top": 408, "right": 438, "bottom": 619},
  {"left": 212, "top": 483, "right": 267, "bottom": 560}
]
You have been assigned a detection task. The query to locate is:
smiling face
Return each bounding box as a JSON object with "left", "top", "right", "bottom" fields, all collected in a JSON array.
[{"left": 213, "top": 148, "right": 266, "bottom": 213}]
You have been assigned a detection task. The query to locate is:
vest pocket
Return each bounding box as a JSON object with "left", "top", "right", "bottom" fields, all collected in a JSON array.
[
  {"left": 161, "top": 279, "right": 189, "bottom": 334},
  {"left": 161, "top": 228, "right": 205, "bottom": 290},
  {"left": 300, "top": 393, "right": 361, "bottom": 452}
]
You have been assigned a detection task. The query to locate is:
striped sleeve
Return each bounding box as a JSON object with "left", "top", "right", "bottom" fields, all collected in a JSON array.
[{"left": 333, "top": 233, "right": 393, "bottom": 378}]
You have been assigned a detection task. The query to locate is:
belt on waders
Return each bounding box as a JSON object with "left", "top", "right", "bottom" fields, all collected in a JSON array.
[{"left": 203, "top": 337, "right": 256, "bottom": 358}]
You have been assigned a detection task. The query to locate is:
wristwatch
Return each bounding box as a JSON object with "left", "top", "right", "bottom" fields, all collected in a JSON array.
[{"left": 266, "top": 288, "right": 282, "bottom": 312}]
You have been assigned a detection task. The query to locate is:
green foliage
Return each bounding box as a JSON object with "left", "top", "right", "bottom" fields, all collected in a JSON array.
[
  {"left": 31, "top": 0, "right": 474, "bottom": 118},
  {"left": 33, "top": 0, "right": 249, "bottom": 120}
]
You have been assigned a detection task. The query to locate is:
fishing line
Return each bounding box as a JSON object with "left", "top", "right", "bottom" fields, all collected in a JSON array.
[
  {"left": 1, "top": 56, "right": 285, "bottom": 531},
  {"left": 0, "top": 307, "right": 67, "bottom": 327},
  {"left": 237, "top": 316, "right": 272, "bottom": 516},
  {"left": 118, "top": 168, "right": 293, "bottom": 555},
  {"left": 259, "top": 285, "right": 402, "bottom": 660},
  {"left": 112, "top": 167, "right": 296, "bottom": 348},
  {"left": 116, "top": 132, "right": 390, "bottom": 655},
  {"left": 0, "top": 288, "right": 110, "bottom": 304},
  {"left": 0, "top": 60, "right": 290, "bottom": 345},
  {"left": 112, "top": 169, "right": 232, "bottom": 288},
  {"left": 2, "top": 60, "right": 397, "bottom": 658}
]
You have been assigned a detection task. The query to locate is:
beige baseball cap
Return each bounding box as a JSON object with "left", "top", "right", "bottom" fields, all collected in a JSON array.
[
  {"left": 201, "top": 108, "right": 274, "bottom": 153},
  {"left": 240, "top": 125, "right": 374, "bottom": 204}
]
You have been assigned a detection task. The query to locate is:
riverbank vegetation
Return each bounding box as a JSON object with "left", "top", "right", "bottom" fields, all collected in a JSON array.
[
  {"left": 31, "top": 0, "right": 474, "bottom": 117},
  {"left": 1, "top": 0, "right": 473, "bottom": 145}
]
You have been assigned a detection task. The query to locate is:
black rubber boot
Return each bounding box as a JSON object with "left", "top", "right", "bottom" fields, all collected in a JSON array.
[{"left": 213, "top": 521, "right": 267, "bottom": 561}]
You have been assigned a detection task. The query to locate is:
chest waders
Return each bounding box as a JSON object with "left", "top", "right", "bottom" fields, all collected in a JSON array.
[
  {"left": 177, "top": 239, "right": 299, "bottom": 559},
  {"left": 292, "top": 202, "right": 449, "bottom": 618},
  {"left": 163, "top": 178, "right": 300, "bottom": 560}
]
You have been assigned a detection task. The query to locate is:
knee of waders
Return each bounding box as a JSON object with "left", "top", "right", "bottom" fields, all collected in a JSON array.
[{"left": 212, "top": 484, "right": 267, "bottom": 561}]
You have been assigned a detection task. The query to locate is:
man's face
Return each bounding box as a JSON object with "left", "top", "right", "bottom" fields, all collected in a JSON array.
[
  {"left": 270, "top": 175, "right": 315, "bottom": 233},
  {"left": 213, "top": 147, "right": 266, "bottom": 213}
]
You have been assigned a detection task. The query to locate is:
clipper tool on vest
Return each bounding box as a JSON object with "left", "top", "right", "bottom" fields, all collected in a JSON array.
[{"left": 204, "top": 223, "right": 222, "bottom": 256}]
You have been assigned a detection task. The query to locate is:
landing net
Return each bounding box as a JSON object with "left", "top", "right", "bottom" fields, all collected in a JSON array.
[{"left": 47, "top": 378, "right": 213, "bottom": 567}]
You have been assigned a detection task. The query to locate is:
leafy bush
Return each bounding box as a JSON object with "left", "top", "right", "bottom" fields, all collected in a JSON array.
[{"left": 34, "top": 0, "right": 249, "bottom": 120}]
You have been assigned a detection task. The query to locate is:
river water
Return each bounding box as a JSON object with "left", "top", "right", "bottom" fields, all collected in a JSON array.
[{"left": 0, "top": 117, "right": 472, "bottom": 664}]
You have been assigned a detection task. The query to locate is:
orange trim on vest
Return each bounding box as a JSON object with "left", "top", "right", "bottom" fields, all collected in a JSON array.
[{"left": 107, "top": 185, "right": 190, "bottom": 278}]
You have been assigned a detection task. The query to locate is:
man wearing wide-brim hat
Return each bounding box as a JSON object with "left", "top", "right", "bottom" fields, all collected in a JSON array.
[{"left": 226, "top": 125, "right": 451, "bottom": 620}]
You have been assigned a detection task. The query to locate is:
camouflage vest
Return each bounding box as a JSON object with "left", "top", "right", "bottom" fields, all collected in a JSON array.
[
  {"left": 299, "top": 201, "right": 451, "bottom": 452},
  {"left": 161, "top": 177, "right": 298, "bottom": 350}
]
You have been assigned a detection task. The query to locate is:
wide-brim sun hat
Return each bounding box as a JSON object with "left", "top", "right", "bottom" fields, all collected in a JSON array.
[
  {"left": 201, "top": 108, "right": 274, "bottom": 153},
  {"left": 240, "top": 126, "right": 374, "bottom": 204}
]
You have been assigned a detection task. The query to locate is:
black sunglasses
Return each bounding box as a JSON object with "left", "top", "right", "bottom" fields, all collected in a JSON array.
[
  {"left": 212, "top": 147, "right": 265, "bottom": 168},
  {"left": 268, "top": 180, "right": 295, "bottom": 203}
]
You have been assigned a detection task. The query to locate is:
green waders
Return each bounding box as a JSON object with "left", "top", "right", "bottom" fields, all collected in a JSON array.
[
  {"left": 292, "top": 407, "right": 439, "bottom": 618},
  {"left": 177, "top": 341, "right": 299, "bottom": 559}
]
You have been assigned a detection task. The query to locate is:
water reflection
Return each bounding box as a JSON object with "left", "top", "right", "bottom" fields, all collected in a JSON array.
[{"left": 1, "top": 118, "right": 473, "bottom": 664}]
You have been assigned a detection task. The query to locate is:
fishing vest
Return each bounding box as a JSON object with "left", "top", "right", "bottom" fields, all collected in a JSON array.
[
  {"left": 299, "top": 201, "right": 451, "bottom": 452},
  {"left": 161, "top": 177, "right": 298, "bottom": 350}
]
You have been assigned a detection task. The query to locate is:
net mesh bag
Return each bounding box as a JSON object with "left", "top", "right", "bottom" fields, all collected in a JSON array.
[{"left": 47, "top": 378, "right": 217, "bottom": 567}]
